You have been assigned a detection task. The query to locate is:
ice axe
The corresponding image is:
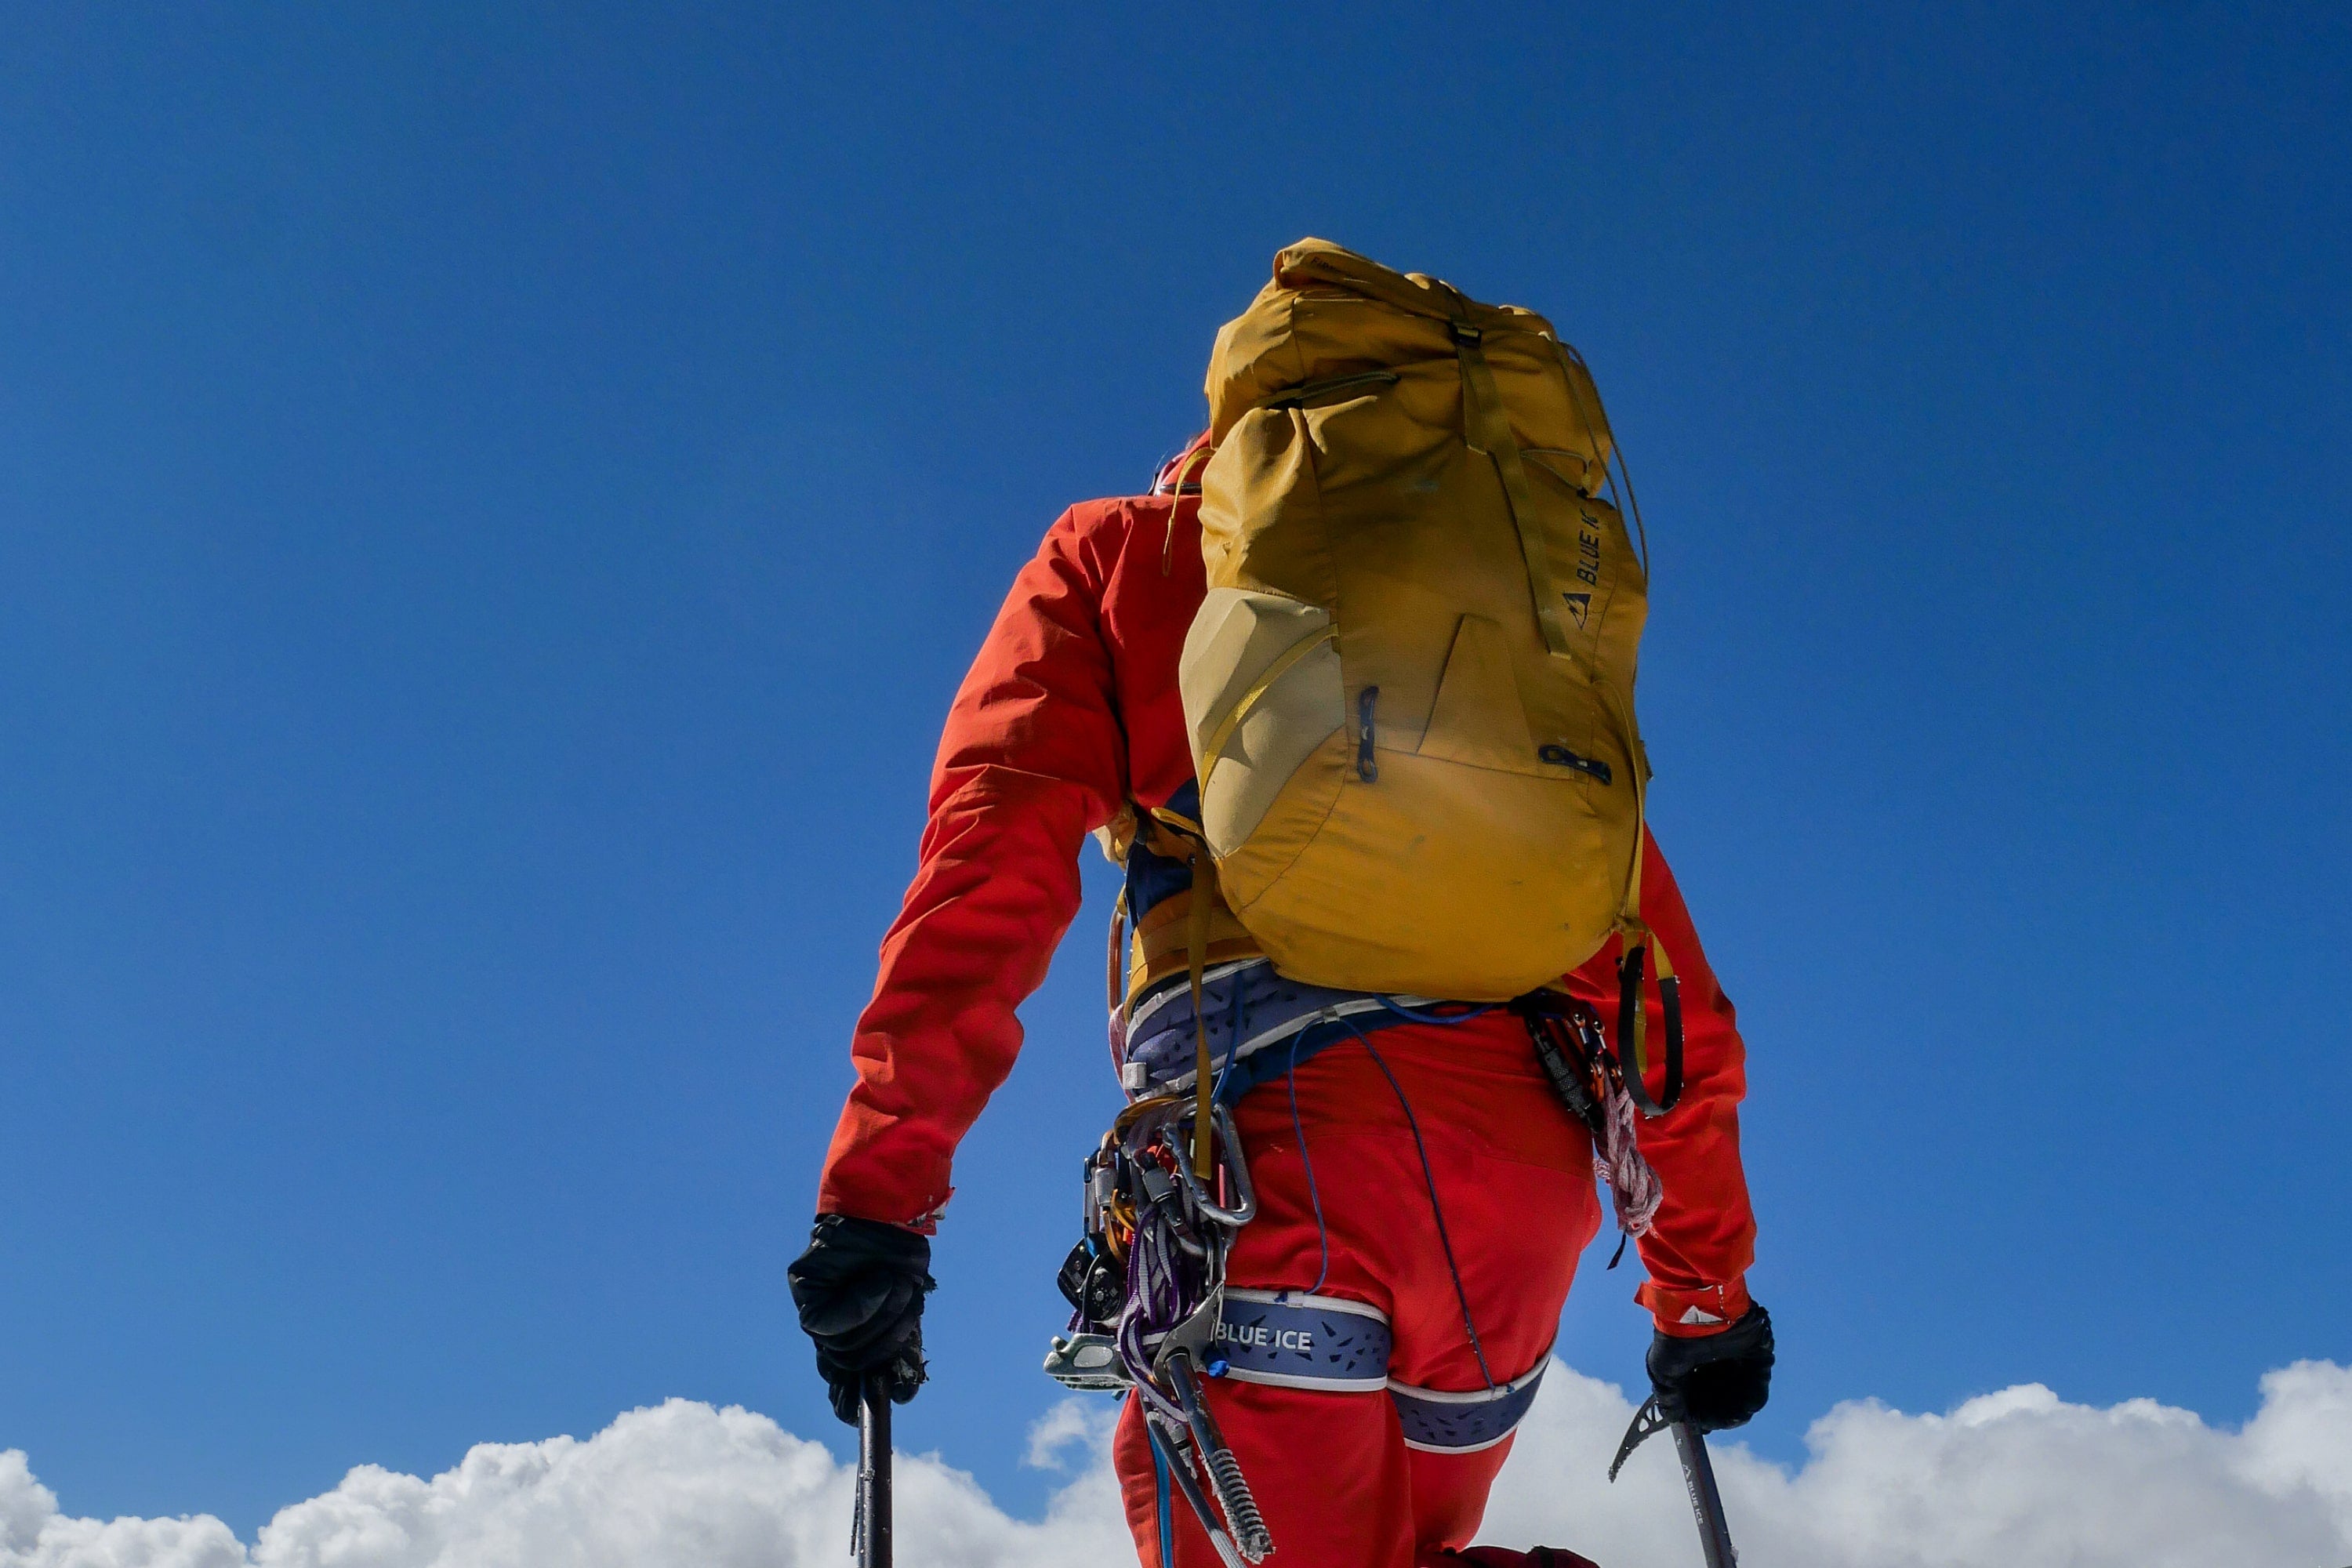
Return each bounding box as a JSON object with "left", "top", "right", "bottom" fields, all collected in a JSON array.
[
  {"left": 1610, "top": 1396, "right": 1738, "bottom": 1568},
  {"left": 851, "top": 1375, "right": 892, "bottom": 1568}
]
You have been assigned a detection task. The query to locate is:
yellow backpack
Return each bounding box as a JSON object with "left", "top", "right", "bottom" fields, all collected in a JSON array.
[{"left": 1179, "top": 239, "right": 1661, "bottom": 1003}]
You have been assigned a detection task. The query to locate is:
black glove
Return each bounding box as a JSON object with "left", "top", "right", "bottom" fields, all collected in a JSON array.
[
  {"left": 787, "top": 1214, "right": 935, "bottom": 1425},
  {"left": 1646, "top": 1302, "right": 1773, "bottom": 1433}
]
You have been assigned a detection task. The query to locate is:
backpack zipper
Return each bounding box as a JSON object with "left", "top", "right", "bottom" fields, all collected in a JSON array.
[
  {"left": 1258, "top": 369, "right": 1400, "bottom": 410},
  {"left": 1537, "top": 743, "right": 1612, "bottom": 785}
]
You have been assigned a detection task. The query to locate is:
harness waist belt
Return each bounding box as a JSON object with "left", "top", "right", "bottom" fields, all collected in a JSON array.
[{"left": 1121, "top": 958, "right": 1420, "bottom": 1098}]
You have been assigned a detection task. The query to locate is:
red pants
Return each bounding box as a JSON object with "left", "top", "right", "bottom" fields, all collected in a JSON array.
[{"left": 1113, "top": 1015, "right": 1603, "bottom": 1567}]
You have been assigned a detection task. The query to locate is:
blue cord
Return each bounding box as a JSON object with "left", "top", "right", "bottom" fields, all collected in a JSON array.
[
  {"left": 1376, "top": 996, "right": 1496, "bottom": 1026},
  {"left": 1149, "top": 1408, "right": 1175, "bottom": 1566},
  {"left": 1207, "top": 967, "right": 1247, "bottom": 1103},
  {"left": 1334, "top": 1014, "right": 1497, "bottom": 1389},
  {"left": 1208, "top": 1042, "right": 1237, "bottom": 1104},
  {"left": 1284, "top": 1025, "right": 1332, "bottom": 1298}
]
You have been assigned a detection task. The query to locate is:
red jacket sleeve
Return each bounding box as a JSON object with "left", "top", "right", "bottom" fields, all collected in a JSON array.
[
  {"left": 816, "top": 508, "right": 1127, "bottom": 1229},
  {"left": 1566, "top": 830, "right": 1759, "bottom": 1334}
]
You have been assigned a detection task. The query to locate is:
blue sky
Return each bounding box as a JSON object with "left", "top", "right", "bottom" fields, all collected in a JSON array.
[{"left": 1, "top": 0, "right": 2345, "bottom": 1541}]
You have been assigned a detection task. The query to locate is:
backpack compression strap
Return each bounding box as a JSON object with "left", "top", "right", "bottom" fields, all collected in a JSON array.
[
  {"left": 1453, "top": 321, "right": 1578, "bottom": 660},
  {"left": 1612, "top": 801, "right": 1686, "bottom": 1117},
  {"left": 1536, "top": 344, "right": 1683, "bottom": 1120}
]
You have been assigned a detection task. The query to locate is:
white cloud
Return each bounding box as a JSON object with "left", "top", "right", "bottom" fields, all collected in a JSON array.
[
  {"left": 1482, "top": 1360, "right": 2352, "bottom": 1567},
  {"left": 0, "top": 1449, "right": 246, "bottom": 1568},
  {"left": 3, "top": 1363, "right": 2347, "bottom": 1568}
]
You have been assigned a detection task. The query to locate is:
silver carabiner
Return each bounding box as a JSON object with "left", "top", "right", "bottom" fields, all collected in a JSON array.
[{"left": 1171, "top": 1102, "right": 1256, "bottom": 1229}]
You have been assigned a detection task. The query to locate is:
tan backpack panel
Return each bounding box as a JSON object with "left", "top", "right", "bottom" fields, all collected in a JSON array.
[{"left": 1180, "top": 239, "right": 1653, "bottom": 1001}]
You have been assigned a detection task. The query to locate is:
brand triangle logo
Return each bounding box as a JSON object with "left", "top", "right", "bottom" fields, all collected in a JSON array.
[{"left": 1563, "top": 592, "right": 1592, "bottom": 628}]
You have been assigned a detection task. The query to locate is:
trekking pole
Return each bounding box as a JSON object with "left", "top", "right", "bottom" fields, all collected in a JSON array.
[
  {"left": 1668, "top": 1421, "right": 1737, "bottom": 1568},
  {"left": 852, "top": 1375, "right": 891, "bottom": 1568},
  {"left": 1610, "top": 1396, "right": 1739, "bottom": 1568}
]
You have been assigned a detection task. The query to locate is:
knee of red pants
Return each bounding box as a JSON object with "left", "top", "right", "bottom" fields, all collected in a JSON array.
[
  {"left": 1445, "top": 1549, "right": 1601, "bottom": 1568},
  {"left": 1408, "top": 1434, "right": 1515, "bottom": 1560},
  {"left": 1112, "top": 1394, "right": 1563, "bottom": 1568},
  {"left": 1113, "top": 1381, "right": 1419, "bottom": 1568}
]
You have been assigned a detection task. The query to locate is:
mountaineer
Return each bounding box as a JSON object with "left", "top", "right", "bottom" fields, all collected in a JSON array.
[{"left": 790, "top": 241, "right": 1772, "bottom": 1568}]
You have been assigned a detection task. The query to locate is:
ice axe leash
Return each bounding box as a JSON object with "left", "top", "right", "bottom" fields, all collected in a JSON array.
[
  {"left": 1609, "top": 1396, "right": 1737, "bottom": 1568},
  {"left": 852, "top": 1374, "right": 891, "bottom": 1568}
]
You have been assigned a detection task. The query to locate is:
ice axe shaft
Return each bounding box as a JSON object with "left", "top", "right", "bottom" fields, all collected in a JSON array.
[
  {"left": 853, "top": 1378, "right": 891, "bottom": 1568},
  {"left": 1610, "top": 1396, "right": 1739, "bottom": 1567},
  {"left": 1669, "top": 1420, "right": 1737, "bottom": 1568}
]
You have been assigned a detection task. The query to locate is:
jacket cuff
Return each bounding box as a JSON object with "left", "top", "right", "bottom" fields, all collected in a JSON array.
[
  {"left": 815, "top": 1188, "right": 953, "bottom": 1236},
  {"left": 1636, "top": 1276, "right": 1751, "bottom": 1338}
]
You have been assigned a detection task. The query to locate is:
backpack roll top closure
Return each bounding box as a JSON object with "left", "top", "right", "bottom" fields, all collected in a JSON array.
[{"left": 1184, "top": 239, "right": 1654, "bottom": 1000}]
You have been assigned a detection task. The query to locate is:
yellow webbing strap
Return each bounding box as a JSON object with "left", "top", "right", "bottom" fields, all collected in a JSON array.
[
  {"left": 1187, "top": 851, "right": 1215, "bottom": 1180},
  {"left": 1554, "top": 340, "right": 1651, "bottom": 579},
  {"left": 1145, "top": 802, "right": 1206, "bottom": 841},
  {"left": 1126, "top": 898, "right": 1257, "bottom": 1002},
  {"left": 1160, "top": 445, "right": 1214, "bottom": 575},
  {"left": 1620, "top": 920, "right": 1650, "bottom": 1078},
  {"left": 1552, "top": 333, "right": 1666, "bottom": 1066},
  {"left": 1610, "top": 684, "right": 1669, "bottom": 1076},
  {"left": 1197, "top": 627, "right": 1337, "bottom": 785},
  {"left": 1106, "top": 887, "right": 1129, "bottom": 1018},
  {"left": 1456, "top": 324, "right": 1574, "bottom": 659}
]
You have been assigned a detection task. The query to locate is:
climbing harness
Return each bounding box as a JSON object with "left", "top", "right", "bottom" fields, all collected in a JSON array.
[
  {"left": 1050, "top": 970, "right": 1671, "bottom": 1559},
  {"left": 1118, "top": 956, "right": 1410, "bottom": 1099}
]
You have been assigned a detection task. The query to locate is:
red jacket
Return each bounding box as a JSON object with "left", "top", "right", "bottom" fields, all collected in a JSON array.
[{"left": 818, "top": 481, "right": 1757, "bottom": 1333}]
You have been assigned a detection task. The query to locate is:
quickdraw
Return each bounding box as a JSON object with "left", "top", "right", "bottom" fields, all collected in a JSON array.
[
  {"left": 1515, "top": 978, "right": 1683, "bottom": 1128},
  {"left": 1043, "top": 1093, "right": 1272, "bottom": 1566}
]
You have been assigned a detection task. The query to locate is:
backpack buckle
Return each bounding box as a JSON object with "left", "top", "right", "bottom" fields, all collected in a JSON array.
[{"left": 1449, "top": 321, "right": 1483, "bottom": 346}]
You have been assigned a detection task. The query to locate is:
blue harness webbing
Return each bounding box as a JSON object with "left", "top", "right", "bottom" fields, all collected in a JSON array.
[
  {"left": 1210, "top": 1289, "right": 1393, "bottom": 1391},
  {"left": 1390, "top": 1356, "right": 1552, "bottom": 1454},
  {"left": 1141, "top": 1288, "right": 1548, "bottom": 1453},
  {"left": 1121, "top": 957, "right": 1421, "bottom": 1103}
]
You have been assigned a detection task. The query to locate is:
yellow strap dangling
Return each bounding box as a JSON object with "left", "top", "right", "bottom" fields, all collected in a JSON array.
[
  {"left": 1188, "top": 850, "right": 1215, "bottom": 1180},
  {"left": 1605, "top": 673, "right": 1663, "bottom": 1077},
  {"left": 1162, "top": 445, "right": 1214, "bottom": 576},
  {"left": 1106, "top": 887, "right": 1130, "bottom": 1018},
  {"left": 1456, "top": 321, "right": 1575, "bottom": 659},
  {"left": 1619, "top": 916, "right": 1650, "bottom": 1080},
  {"left": 1613, "top": 807, "right": 1680, "bottom": 1111}
]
